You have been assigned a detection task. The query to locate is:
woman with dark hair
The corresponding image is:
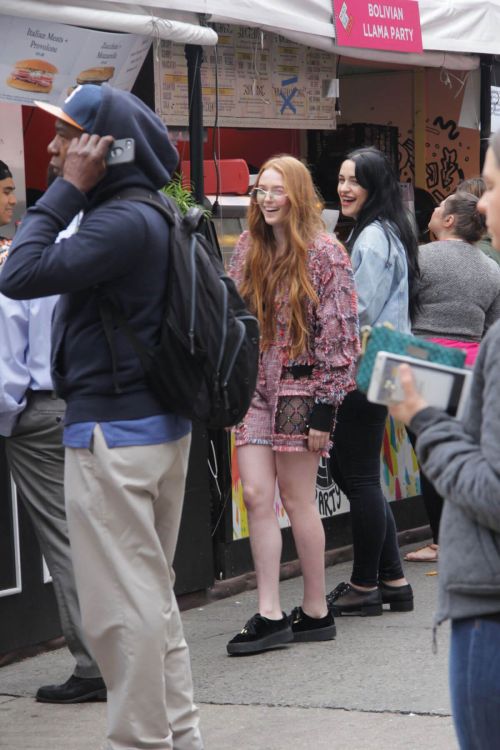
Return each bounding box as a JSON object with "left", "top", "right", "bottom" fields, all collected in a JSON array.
[
  {"left": 388, "top": 129, "right": 500, "bottom": 750},
  {"left": 226, "top": 155, "right": 359, "bottom": 654},
  {"left": 327, "top": 146, "right": 417, "bottom": 617},
  {"left": 404, "top": 190, "right": 500, "bottom": 563}
]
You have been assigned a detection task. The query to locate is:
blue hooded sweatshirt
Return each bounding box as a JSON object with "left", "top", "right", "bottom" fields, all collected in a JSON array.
[{"left": 0, "top": 85, "right": 180, "bottom": 424}]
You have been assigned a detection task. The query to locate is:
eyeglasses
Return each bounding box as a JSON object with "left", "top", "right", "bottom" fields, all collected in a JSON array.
[{"left": 250, "top": 187, "right": 288, "bottom": 203}]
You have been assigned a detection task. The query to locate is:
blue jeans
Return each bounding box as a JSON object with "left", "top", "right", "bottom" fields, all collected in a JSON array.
[
  {"left": 329, "top": 389, "right": 404, "bottom": 587},
  {"left": 450, "top": 616, "right": 500, "bottom": 749}
]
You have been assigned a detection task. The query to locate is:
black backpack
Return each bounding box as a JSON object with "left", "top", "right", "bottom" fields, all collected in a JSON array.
[{"left": 99, "top": 188, "right": 259, "bottom": 429}]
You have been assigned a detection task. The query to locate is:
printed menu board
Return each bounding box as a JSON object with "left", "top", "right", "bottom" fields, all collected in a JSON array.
[
  {"left": 155, "top": 24, "right": 338, "bottom": 130},
  {"left": 0, "top": 14, "right": 151, "bottom": 106}
]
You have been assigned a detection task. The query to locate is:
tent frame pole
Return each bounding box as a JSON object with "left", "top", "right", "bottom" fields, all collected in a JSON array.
[
  {"left": 480, "top": 54, "right": 493, "bottom": 170},
  {"left": 185, "top": 44, "right": 204, "bottom": 205}
]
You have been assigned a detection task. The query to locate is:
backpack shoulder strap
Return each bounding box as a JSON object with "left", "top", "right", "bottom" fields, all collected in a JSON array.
[{"left": 109, "top": 187, "right": 176, "bottom": 226}]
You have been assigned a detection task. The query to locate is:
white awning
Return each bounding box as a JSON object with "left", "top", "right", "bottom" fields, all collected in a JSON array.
[
  {"left": 4, "top": 1, "right": 500, "bottom": 67},
  {"left": 105, "top": 0, "right": 482, "bottom": 69},
  {"left": 0, "top": 0, "right": 218, "bottom": 45},
  {"left": 182, "top": 0, "right": 500, "bottom": 58},
  {"left": 418, "top": 0, "right": 500, "bottom": 56}
]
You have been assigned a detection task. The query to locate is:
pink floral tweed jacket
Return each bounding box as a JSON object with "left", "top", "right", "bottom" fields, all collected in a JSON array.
[{"left": 229, "top": 230, "right": 360, "bottom": 420}]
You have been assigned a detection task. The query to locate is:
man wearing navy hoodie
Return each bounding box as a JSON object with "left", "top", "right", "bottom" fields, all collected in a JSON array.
[{"left": 0, "top": 84, "right": 203, "bottom": 750}]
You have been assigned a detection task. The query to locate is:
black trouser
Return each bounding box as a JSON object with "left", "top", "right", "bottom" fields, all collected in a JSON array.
[
  {"left": 329, "top": 390, "right": 404, "bottom": 588},
  {"left": 407, "top": 430, "right": 442, "bottom": 544}
]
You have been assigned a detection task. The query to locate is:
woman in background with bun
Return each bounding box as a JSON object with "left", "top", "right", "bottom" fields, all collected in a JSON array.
[{"left": 405, "top": 190, "right": 500, "bottom": 563}]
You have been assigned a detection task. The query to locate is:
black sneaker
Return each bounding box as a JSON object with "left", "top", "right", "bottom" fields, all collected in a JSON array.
[
  {"left": 226, "top": 612, "right": 293, "bottom": 655},
  {"left": 289, "top": 606, "right": 336, "bottom": 642},
  {"left": 326, "top": 582, "right": 383, "bottom": 617},
  {"left": 380, "top": 581, "right": 414, "bottom": 612}
]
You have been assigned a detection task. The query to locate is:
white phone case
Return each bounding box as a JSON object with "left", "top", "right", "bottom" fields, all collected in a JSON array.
[{"left": 367, "top": 351, "right": 472, "bottom": 419}]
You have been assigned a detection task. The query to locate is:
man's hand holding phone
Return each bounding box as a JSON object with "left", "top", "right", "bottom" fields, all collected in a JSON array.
[{"left": 63, "top": 133, "right": 115, "bottom": 193}]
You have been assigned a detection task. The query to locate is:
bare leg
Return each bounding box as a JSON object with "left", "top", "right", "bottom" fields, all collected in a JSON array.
[
  {"left": 276, "top": 451, "right": 327, "bottom": 618},
  {"left": 236, "top": 445, "right": 282, "bottom": 619}
]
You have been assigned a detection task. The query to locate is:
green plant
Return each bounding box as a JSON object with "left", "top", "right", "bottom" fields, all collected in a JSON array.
[{"left": 161, "top": 174, "right": 210, "bottom": 217}]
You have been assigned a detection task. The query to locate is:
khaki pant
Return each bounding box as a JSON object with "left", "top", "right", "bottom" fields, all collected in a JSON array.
[{"left": 65, "top": 426, "right": 203, "bottom": 750}]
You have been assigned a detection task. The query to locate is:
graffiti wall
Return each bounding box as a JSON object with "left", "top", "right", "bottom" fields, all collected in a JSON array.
[
  {"left": 338, "top": 64, "right": 480, "bottom": 196},
  {"left": 424, "top": 69, "right": 479, "bottom": 203},
  {"left": 231, "top": 416, "right": 420, "bottom": 540}
]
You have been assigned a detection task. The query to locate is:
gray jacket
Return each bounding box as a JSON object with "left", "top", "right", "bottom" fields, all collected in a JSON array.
[{"left": 410, "top": 318, "right": 500, "bottom": 623}]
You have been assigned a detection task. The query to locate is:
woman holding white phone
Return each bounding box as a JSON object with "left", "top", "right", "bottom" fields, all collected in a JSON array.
[
  {"left": 327, "top": 147, "right": 418, "bottom": 617},
  {"left": 388, "top": 129, "right": 500, "bottom": 750}
]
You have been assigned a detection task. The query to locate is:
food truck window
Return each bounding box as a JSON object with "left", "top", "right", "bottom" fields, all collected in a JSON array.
[{"left": 208, "top": 196, "right": 249, "bottom": 269}]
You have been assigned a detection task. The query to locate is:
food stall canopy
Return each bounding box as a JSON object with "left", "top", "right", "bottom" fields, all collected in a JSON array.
[
  {"left": 7, "top": 1, "right": 500, "bottom": 69},
  {"left": 417, "top": 0, "right": 500, "bottom": 56},
  {"left": 197, "top": 0, "right": 500, "bottom": 57},
  {"left": 0, "top": 0, "right": 218, "bottom": 45},
  {"left": 99, "top": 0, "right": 494, "bottom": 70}
]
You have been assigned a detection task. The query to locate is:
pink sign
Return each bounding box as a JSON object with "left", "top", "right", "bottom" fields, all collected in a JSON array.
[{"left": 333, "top": 0, "right": 423, "bottom": 53}]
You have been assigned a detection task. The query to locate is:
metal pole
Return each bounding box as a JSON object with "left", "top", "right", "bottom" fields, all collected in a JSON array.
[
  {"left": 185, "top": 44, "right": 204, "bottom": 205},
  {"left": 480, "top": 54, "right": 493, "bottom": 171}
]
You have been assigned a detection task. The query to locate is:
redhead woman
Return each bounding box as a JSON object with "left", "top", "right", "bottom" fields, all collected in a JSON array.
[
  {"left": 327, "top": 147, "right": 417, "bottom": 617},
  {"left": 226, "top": 155, "right": 359, "bottom": 655}
]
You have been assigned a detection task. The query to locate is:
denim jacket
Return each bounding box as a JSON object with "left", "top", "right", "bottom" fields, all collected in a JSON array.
[{"left": 350, "top": 220, "right": 410, "bottom": 333}]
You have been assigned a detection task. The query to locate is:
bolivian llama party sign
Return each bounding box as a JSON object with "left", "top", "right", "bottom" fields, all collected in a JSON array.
[{"left": 333, "top": 0, "right": 422, "bottom": 53}]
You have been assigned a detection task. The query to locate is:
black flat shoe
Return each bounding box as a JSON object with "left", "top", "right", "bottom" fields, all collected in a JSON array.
[
  {"left": 227, "top": 612, "right": 293, "bottom": 655},
  {"left": 380, "top": 581, "right": 414, "bottom": 612},
  {"left": 326, "top": 582, "right": 383, "bottom": 617},
  {"left": 36, "top": 674, "right": 107, "bottom": 704},
  {"left": 289, "top": 606, "right": 336, "bottom": 642}
]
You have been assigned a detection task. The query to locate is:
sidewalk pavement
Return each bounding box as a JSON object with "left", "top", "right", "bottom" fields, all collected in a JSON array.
[{"left": 0, "top": 543, "right": 456, "bottom": 750}]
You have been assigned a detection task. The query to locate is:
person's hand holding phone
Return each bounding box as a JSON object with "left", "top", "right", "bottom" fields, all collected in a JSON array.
[
  {"left": 388, "top": 364, "right": 429, "bottom": 425},
  {"left": 63, "top": 133, "right": 114, "bottom": 193}
]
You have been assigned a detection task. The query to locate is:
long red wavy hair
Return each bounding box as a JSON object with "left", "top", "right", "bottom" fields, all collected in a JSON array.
[{"left": 239, "top": 155, "right": 324, "bottom": 358}]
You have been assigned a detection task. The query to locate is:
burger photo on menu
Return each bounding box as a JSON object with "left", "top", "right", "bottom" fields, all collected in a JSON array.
[
  {"left": 7, "top": 59, "right": 58, "bottom": 93},
  {"left": 77, "top": 66, "right": 115, "bottom": 85},
  {"left": 66, "top": 66, "right": 115, "bottom": 95}
]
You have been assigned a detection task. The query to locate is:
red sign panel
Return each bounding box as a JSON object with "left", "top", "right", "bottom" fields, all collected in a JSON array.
[{"left": 333, "top": 0, "right": 423, "bottom": 53}]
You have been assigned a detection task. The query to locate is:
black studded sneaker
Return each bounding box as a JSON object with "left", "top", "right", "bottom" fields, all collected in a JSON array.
[
  {"left": 227, "top": 612, "right": 293, "bottom": 655},
  {"left": 289, "top": 606, "right": 336, "bottom": 642},
  {"left": 326, "top": 582, "right": 383, "bottom": 617}
]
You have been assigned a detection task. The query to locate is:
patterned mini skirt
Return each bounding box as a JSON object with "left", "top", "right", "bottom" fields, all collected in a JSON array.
[{"left": 233, "top": 345, "right": 331, "bottom": 455}]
